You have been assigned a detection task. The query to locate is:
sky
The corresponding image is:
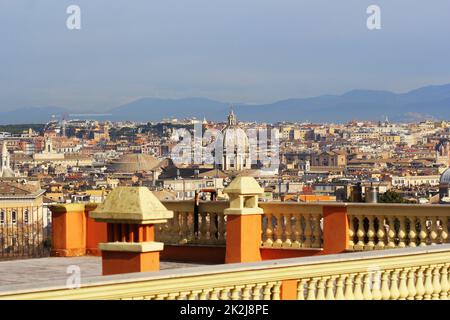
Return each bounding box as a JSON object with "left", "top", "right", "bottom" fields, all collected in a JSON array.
[{"left": 0, "top": 0, "right": 450, "bottom": 112}]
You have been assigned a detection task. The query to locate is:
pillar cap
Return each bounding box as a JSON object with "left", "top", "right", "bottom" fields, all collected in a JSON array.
[
  {"left": 98, "top": 241, "right": 163, "bottom": 253},
  {"left": 90, "top": 187, "right": 173, "bottom": 224},
  {"left": 224, "top": 176, "right": 263, "bottom": 195}
]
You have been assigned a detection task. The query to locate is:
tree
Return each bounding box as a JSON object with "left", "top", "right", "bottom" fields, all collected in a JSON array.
[{"left": 379, "top": 190, "right": 413, "bottom": 203}]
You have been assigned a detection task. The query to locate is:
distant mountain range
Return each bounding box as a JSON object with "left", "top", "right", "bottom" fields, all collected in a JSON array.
[{"left": 1, "top": 84, "right": 450, "bottom": 124}]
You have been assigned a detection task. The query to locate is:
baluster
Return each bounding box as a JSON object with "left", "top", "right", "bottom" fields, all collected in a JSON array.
[
  {"left": 380, "top": 271, "right": 391, "bottom": 300},
  {"left": 252, "top": 283, "right": 264, "bottom": 300},
  {"left": 272, "top": 282, "right": 281, "bottom": 300},
  {"left": 312, "top": 215, "right": 322, "bottom": 248},
  {"left": 316, "top": 278, "right": 326, "bottom": 300},
  {"left": 220, "top": 287, "right": 230, "bottom": 300},
  {"left": 363, "top": 273, "right": 373, "bottom": 300},
  {"left": 398, "top": 269, "right": 409, "bottom": 300},
  {"left": 353, "top": 274, "right": 364, "bottom": 300},
  {"left": 273, "top": 213, "right": 283, "bottom": 247},
  {"left": 439, "top": 217, "right": 449, "bottom": 244},
  {"left": 440, "top": 264, "right": 449, "bottom": 300},
  {"left": 180, "top": 212, "right": 189, "bottom": 244},
  {"left": 164, "top": 218, "right": 172, "bottom": 243},
  {"left": 292, "top": 215, "right": 302, "bottom": 248},
  {"left": 242, "top": 285, "right": 253, "bottom": 300},
  {"left": 297, "top": 279, "right": 308, "bottom": 300},
  {"left": 263, "top": 214, "right": 274, "bottom": 247},
  {"left": 375, "top": 216, "right": 386, "bottom": 250},
  {"left": 415, "top": 267, "right": 425, "bottom": 300},
  {"left": 263, "top": 282, "right": 274, "bottom": 300},
  {"left": 398, "top": 217, "right": 406, "bottom": 248},
  {"left": 348, "top": 216, "right": 355, "bottom": 249},
  {"left": 282, "top": 214, "right": 293, "bottom": 248},
  {"left": 199, "top": 211, "right": 207, "bottom": 242},
  {"left": 306, "top": 279, "right": 317, "bottom": 300},
  {"left": 335, "top": 275, "right": 346, "bottom": 300},
  {"left": 389, "top": 270, "right": 400, "bottom": 300},
  {"left": 429, "top": 217, "right": 438, "bottom": 245},
  {"left": 176, "top": 292, "right": 188, "bottom": 300},
  {"left": 199, "top": 289, "right": 209, "bottom": 300},
  {"left": 172, "top": 211, "right": 181, "bottom": 244},
  {"left": 355, "top": 215, "right": 365, "bottom": 250},
  {"left": 231, "top": 286, "right": 242, "bottom": 300},
  {"left": 406, "top": 268, "right": 417, "bottom": 300},
  {"left": 210, "top": 288, "right": 220, "bottom": 300},
  {"left": 418, "top": 216, "right": 428, "bottom": 246},
  {"left": 432, "top": 266, "right": 442, "bottom": 300},
  {"left": 344, "top": 274, "right": 355, "bottom": 300},
  {"left": 188, "top": 291, "right": 199, "bottom": 300},
  {"left": 218, "top": 213, "right": 226, "bottom": 245},
  {"left": 424, "top": 267, "right": 434, "bottom": 300},
  {"left": 371, "top": 269, "right": 382, "bottom": 300},
  {"left": 208, "top": 212, "right": 217, "bottom": 245},
  {"left": 408, "top": 217, "right": 417, "bottom": 247},
  {"left": 387, "top": 217, "right": 396, "bottom": 248},
  {"left": 365, "top": 216, "right": 375, "bottom": 250},
  {"left": 304, "top": 214, "right": 313, "bottom": 248},
  {"left": 325, "top": 277, "right": 335, "bottom": 300}
]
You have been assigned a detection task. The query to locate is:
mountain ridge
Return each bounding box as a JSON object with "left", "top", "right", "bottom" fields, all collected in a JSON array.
[{"left": 1, "top": 84, "right": 449, "bottom": 124}]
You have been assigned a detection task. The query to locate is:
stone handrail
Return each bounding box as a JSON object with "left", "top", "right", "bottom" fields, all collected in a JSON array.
[{"left": 1, "top": 245, "right": 449, "bottom": 300}]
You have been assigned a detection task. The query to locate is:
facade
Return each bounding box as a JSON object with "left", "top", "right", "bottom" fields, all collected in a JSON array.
[
  {"left": 311, "top": 151, "right": 347, "bottom": 167},
  {"left": 391, "top": 175, "right": 441, "bottom": 188}
]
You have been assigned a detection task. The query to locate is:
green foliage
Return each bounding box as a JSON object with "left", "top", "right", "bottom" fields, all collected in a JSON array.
[
  {"left": 0, "top": 124, "right": 45, "bottom": 135},
  {"left": 379, "top": 190, "right": 413, "bottom": 203}
]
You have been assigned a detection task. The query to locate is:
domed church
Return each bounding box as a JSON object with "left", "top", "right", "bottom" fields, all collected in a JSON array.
[
  {"left": 219, "top": 109, "right": 251, "bottom": 171},
  {"left": 439, "top": 168, "right": 450, "bottom": 203}
]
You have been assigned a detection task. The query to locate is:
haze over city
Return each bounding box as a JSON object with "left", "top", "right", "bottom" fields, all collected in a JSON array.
[{"left": 1, "top": 0, "right": 450, "bottom": 113}]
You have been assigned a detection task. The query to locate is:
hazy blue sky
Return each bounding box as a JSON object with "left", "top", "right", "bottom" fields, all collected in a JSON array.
[{"left": 1, "top": 0, "right": 450, "bottom": 111}]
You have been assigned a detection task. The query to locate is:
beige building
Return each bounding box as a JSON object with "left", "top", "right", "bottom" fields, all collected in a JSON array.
[{"left": 391, "top": 175, "right": 441, "bottom": 187}]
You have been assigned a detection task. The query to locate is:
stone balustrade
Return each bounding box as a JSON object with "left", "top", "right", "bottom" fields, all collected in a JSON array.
[
  {"left": 347, "top": 204, "right": 450, "bottom": 251},
  {"left": 157, "top": 201, "right": 227, "bottom": 246},
  {"left": 1, "top": 245, "right": 449, "bottom": 300},
  {"left": 259, "top": 203, "right": 323, "bottom": 249},
  {"left": 47, "top": 200, "right": 450, "bottom": 266}
]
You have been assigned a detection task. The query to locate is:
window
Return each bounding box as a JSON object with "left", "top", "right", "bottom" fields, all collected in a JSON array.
[
  {"left": 0, "top": 211, "right": 4, "bottom": 224},
  {"left": 11, "top": 211, "right": 17, "bottom": 224},
  {"left": 24, "top": 210, "right": 29, "bottom": 224}
]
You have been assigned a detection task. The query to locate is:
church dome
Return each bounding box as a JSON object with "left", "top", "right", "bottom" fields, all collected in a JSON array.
[
  {"left": 109, "top": 153, "right": 160, "bottom": 173},
  {"left": 441, "top": 168, "right": 450, "bottom": 185}
]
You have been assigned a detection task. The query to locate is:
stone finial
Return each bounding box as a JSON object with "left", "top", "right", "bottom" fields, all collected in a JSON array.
[
  {"left": 90, "top": 187, "right": 173, "bottom": 224},
  {"left": 224, "top": 176, "right": 263, "bottom": 215}
]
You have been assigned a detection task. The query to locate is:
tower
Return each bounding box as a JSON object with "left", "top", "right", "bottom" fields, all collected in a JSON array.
[
  {"left": 1, "top": 141, "right": 10, "bottom": 170},
  {"left": 227, "top": 108, "right": 237, "bottom": 127},
  {"left": 0, "top": 141, "right": 14, "bottom": 178}
]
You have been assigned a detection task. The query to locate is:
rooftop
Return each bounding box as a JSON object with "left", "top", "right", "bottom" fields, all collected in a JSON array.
[{"left": 0, "top": 257, "right": 209, "bottom": 291}]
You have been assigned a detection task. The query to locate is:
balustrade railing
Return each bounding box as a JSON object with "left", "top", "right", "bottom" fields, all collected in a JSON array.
[
  {"left": 259, "top": 203, "right": 323, "bottom": 249},
  {"left": 2, "top": 245, "right": 449, "bottom": 300},
  {"left": 347, "top": 204, "right": 450, "bottom": 251},
  {"left": 158, "top": 201, "right": 450, "bottom": 252},
  {"left": 157, "top": 201, "right": 228, "bottom": 246}
]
